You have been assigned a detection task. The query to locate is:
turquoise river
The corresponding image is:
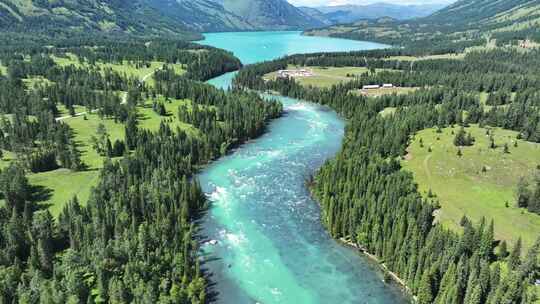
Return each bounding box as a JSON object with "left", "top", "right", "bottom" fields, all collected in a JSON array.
[{"left": 197, "top": 31, "right": 408, "bottom": 304}]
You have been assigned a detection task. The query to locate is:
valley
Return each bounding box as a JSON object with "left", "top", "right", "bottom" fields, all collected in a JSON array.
[{"left": 0, "top": 0, "right": 539, "bottom": 303}]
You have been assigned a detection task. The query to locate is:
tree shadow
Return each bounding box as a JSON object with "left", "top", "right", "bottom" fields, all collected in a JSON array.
[
  {"left": 29, "top": 184, "right": 54, "bottom": 210},
  {"left": 30, "top": 184, "right": 53, "bottom": 202}
]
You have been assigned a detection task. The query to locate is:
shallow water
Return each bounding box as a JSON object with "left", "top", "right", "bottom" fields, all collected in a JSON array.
[{"left": 198, "top": 32, "right": 407, "bottom": 304}]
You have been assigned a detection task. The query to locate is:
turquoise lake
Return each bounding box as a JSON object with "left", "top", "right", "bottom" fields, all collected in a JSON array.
[{"left": 197, "top": 32, "right": 407, "bottom": 304}]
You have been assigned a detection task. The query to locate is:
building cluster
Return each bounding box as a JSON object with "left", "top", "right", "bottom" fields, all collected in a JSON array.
[
  {"left": 362, "top": 83, "right": 394, "bottom": 90},
  {"left": 277, "top": 69, "right": 314, "bottom": 78}
]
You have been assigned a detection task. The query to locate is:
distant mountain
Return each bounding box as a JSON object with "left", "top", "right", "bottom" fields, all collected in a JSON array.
[
  {"left": 304, "top": 0, "right": 540, "bottom": 50},
  {"left": 0, "top": 0, "right": 198, "bottom": 38},
  {"left": 0, "top": 0, "right": 325, "bottom": 37},
  {"left": 300, "top": 3, "right": 447, "bottom": 24},
  {"left": 218, "top": 0, "right": 324, "bottom": 30},
  {"left": 142, "top": 0, "right": 252, "bottom": 32}
]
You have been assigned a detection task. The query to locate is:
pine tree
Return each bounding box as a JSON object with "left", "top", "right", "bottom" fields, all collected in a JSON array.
[
  {"left": 508, "top": 237, "right": 522, "bottom": 270},
  {"left": 417, "top": 271, "right": 433, "bottom": 304}
]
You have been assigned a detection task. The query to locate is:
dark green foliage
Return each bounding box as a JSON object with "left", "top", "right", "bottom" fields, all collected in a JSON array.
[
  {"left": 152, "top": 100, "right": 167, "bottom": 116},
  {"left": 515, "top": 172, "right": 540, "bottom": 215},
  {"left": 304, "top": 0, "right": 540, "bottom": 54},
  {"left": 0, "top": 34, "right": 280, "bottom": 303},
  {"left": 454, "top": 127, "right": 475, "bottom": 146},
  {"left": 234, "top": 48, "right": 540, "bottom": 303},
  {"left": 0, "top": 0, "right": 200, "bottom": 39}
]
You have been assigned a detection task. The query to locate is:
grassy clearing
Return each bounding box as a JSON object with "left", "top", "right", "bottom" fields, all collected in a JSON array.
[
  {"left": 31, "top": 97, "right": 202, "bottom": 215},
  {"left": 379, "top": 107, "right": 397, "bottom": 117},
  {"left": 385, "top": 53, "right": 466, "bottom": 61},
  {"left": 22, "top": 76, "right": 52, "bottom": 89},
  {"left": 1, "top": 57, "right": 191, "bottom": 216},
  {"left": 264, "top": 65, "right": 376, "bottom": 88},
  {"left": 478, "top": 92, "right": 516, "bottom": 112},
  {"left": 56, "top": 104, "right": 88, "bottom": 117},
  {"left": 137, "top": 97, "right": 199, "bottom": 137},
  {"left": 28, "top": 169, "right": 98, "bottom": 216},
  {"left": 27, "top": 113, "right": 125, "bottom": 215},
  {"left": 64, "top": 113, "right": 125, "bottom": 169},
  {"left": 0, "top": 63, "right": 7, "bottom": 76},
  {"left": 352, "top": 86, "right": 419, "bottom": 97},
  {"left": 52, "top": 53, "right": 185, "bottom": 85},
  {"left": 402, "top": 125, "right": 540, "bottom": 248}
]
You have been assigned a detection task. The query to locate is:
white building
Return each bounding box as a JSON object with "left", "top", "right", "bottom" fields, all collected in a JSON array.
[{"left": 277, "top": 69, "right": 314, "bottom": 78}]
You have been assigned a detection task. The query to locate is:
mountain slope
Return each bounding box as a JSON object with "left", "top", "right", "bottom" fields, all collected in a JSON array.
[
  {"left": 142, "top": 0, "right": 253, "bottom": 32},
  {"left": 304, "top": 3, "right": 447, "bottom": 24},
  {"left": 304, "top": 0, "right": 540, "bottom": 52},
  {"left": 0, "top": 0, "right": 325, "bottom": 35},
  {"left": 218, "top": 0, "right": 324, "bottom": 30},
  {"left": 0, "top": 0, "right": 198, "bottom": 38}
]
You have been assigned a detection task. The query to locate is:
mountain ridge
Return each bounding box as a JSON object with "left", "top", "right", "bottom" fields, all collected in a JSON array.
[
  {"left": 300, "top": 2, "right": 448, "bottom": 24},
  {"left": 0, "top": 0, "right": 326, "bottom": 37},
  {"left": 304, "top": 0, "right": 540, "bottom": 52}
]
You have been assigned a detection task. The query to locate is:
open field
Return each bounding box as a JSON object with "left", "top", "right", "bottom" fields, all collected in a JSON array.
[
  {"left": 264, "top": 65, "right": 377, "bottom": 88},
  {"left": 402, "top": 125, "right": 540, "bottom": 248},
  {"left": 64, "top": 112, "right": 125, "bottom": 168},
  {"left": 384, "top": 53, "right": 466, "bottom": 61},
  {"left": 352, "top": 86, "right": 418, "bottom": 97},
  {"left": 1, "top": 56, "right": 191, "bottom": 216},
  {"left": 478, "top": 91, "right": 517, "bottom": 112},
  {"left": 52, "top": 53, "right": 185, "bottom": 84},
  {"left": 379, "top": 107, "right": 397, "bottom": 117},
  {"left": 22, "top": 76, "right": 51, "bottom": 89},
  {"left": 27, "top": 112, "right": 125, "bottom": 215},
  {"left": 137, "top": 97, "right": 199, "bottom": 137},
  {"left": 26, "top": 96, "right": 202, "bottom": 215}
]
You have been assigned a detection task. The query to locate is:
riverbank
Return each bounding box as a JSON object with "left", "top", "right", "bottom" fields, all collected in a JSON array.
[
  {"left": 309, "top": 180, "right": 414, "bottom": 300},
  {"left": 199, "top": 31, "right": 408, "bottom": 304},
  {"left": 338, "top": 237, "right": 416, "bottom": 301}
]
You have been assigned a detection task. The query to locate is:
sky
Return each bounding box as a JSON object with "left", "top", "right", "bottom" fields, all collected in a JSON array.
[{"left": 288, "top": 0, "right": 455, "bottom": 7}]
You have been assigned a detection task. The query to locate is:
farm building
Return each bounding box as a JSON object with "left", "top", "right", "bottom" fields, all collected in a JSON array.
[
  {"left": 362, "top": 85, "right": 380, "bottom": 90},
  {"left": 277, "top": 69, "right": 313, "bottom": 78},
  {"left": 382, "top": 83, "right": 394, "bottom": 88}
]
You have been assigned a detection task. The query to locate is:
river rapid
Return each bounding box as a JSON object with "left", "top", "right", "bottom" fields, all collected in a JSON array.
[{"left": 197, "top": 31, "right": 408, "bottom": 304}]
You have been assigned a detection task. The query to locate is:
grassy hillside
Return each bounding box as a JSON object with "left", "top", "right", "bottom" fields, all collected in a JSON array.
[
  {"left": 0, "top": 0, "right": 325, "bottom": 36},
  {"left": 0, "top": 0, "right": 199, "bottom": 38},
  {"left": 403, "top": 125, "right": 540, "bottom": 249},
  {"left": 221, "top": 0, "right": 323, "bottom": 30},
  {"left": 304, "top": 0, "right": 540, "bottom": 53}
]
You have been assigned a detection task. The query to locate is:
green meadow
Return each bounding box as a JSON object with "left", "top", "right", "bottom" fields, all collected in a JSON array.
[
  {"left": 137, "top": 97, "right": 200, "bottom": 137},
  {"left": 52, "top": 53, "right": 185, "bottom": 83},
  {"left": 0, "top": 55, "right": 194, "bottom": 216},
  {"left": 402, "top": 125, "right": 540, "bottom": 248},
  {"left": 264, "top": 65, "right": 375, "bottom": 88}
]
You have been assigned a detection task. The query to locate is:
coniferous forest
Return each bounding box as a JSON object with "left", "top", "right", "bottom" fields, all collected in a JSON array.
[
  {"left": 1, "top": 0, "right": 540, "bottom": 303},
  {"left": 0, "top": 36, "right": 280, "bottom": 303},
  {"left": 234, "top": 46, "right": 540, "bottom": 303}
]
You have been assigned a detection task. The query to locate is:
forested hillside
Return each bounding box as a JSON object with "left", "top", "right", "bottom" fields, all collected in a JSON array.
[
  {"left": 301, "top": 3, "right": 447, "bottom": 24},
  {"left": 217, "top": 0, "right": 323, "bottom": 30},
  {"left": 0, "top": 0, "right": 324, "bottom": 36},
  {"left": 0, "top": 36, "right": 281, "bottom": 302},
  {"left": 305, "top": 0, "right": 540, "bottom": 53},
  {"left": 0, "top": 0, "right": 200, "bottom": 38},
  {"left": 233, "top": 44, "right": 540, "bottom": 303}
]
